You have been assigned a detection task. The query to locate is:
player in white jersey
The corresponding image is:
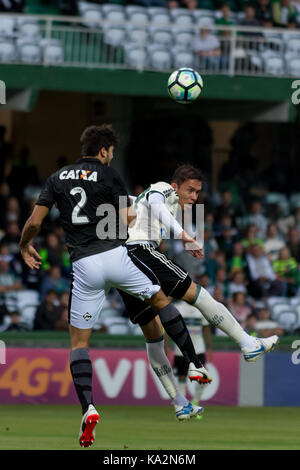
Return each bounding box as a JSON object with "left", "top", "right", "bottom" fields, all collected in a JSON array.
[
  {"left": 118, "top": 164, "right": 280, "bottom": 397},
  {"left": 168, "top": 300, "right": 213, "bottom": 418}
]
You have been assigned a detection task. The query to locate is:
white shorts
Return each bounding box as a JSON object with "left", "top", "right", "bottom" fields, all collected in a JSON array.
[{"left": 69, "top": 245, "right": 160, "bottom": 329}]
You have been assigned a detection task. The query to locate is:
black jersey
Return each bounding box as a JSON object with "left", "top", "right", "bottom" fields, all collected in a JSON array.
[{"left": 36, "top": 158, "right": 130, "bottom": 262}]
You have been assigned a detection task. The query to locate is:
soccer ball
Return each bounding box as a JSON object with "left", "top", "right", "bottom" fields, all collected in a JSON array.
[{"left": 167, "top": 68, "right": 203, "bottom": 104}]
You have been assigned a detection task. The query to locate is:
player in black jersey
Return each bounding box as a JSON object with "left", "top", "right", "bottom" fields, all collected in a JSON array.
[{"left": 19, "top": 124, "right": 211, "bottom": 448}]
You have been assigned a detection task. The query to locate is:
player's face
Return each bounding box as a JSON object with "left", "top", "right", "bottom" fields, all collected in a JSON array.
[
  {"left": 172, "top": 179, "right": 202, "bottom": 208},
  {"left": 99, "top": 145, "right": 114, "bottom": 165}
]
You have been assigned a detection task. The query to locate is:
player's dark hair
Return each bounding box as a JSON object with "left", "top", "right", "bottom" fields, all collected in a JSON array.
[
  {"left": 171, "top": 164, "right": 203, "bottom": 187},
  {"left": 80, "top": 124, "right": 118, "bottom": 157}
]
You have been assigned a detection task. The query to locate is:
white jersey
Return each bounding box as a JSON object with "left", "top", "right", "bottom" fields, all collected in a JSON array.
[
  {"left": 173, "top": 300, "right": 209, "bottom": 356},
  {"left": 127, "top": 182, "right": 179, "bottom": 247}
]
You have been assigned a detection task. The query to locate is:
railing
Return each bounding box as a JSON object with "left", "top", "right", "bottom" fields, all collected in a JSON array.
[{"left": 0, "top": 13, "right": 300, "bottom": 77}]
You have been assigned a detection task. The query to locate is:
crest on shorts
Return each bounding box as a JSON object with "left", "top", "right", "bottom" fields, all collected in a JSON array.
[{"left": 83, "top": 312, "right": 92, "bottom": 321}]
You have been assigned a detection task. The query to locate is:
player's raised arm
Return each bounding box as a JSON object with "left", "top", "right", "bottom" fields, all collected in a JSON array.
[{"left": 19, "top": 205, "right": 49, "bottom": 269}]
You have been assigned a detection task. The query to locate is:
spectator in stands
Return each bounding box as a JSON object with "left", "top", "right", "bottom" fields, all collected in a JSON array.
[
  {"left": 214, "top": 190, "right": 237, "bottom": 226},
  {"left": 255, "top": 0, "right": 273, "bottom": 25},
  {"left": 182, "top": 0, "right": 198, "bottom": 9},
  {"left": 0, "top": 258, "right": 23, "bottom": 330},
  {"left": 53, "top": 291, "right": 69, "bottom": 331},
  {"left": 277, "top": 206, "right": 300, "bottom": 236},
  {"left": 1, "top": 221, "right": 21, "bottom": 256},
  {"left": 0, "top": 243, "right": 22, "bottom": 279},
  {"left": 264, "top": 223, "right": 286, "bottom": 262},
  {"left": 39, "top": 232, "right": 64, "bottom": 271},
  {"left": 167, "top": 0, "right": 180, "bottom": 8},
  {"left": 242, "top": 200, "right": 268, "bottom": 239},
  {"left": 215, "top": 3, "right": 236, "bottom": 36},
  {"left": 216, "top": 223, "right": 239, "bottom": 261},
  {"left": 286, "top": 227, "right": 300, "bottom": 262},
  {"left": 228, "top": 291, "right": 252, "bottom": 328},
  {"left": 0, "top": 183, "right": 10, "bottom": 231},
  {"left": 34, "top": 289, "right": 61, "bottom": 330},
  {"left": 228, "top": 241, "right": 248, "bottom": 276},
  {"left": 272, "top": 0, "right": 297, "bottom": 27},
  {"left": 0, "top": 259, "right": 23, "bottom": 294},
  {"left": 193, "top": 26, "right": 222, "bottom": 71},
  {"left": 7, "top": 147, "right": 40, "bottom": 200},
  {"left": 239, "top": 3, "right": 261, "bottom": 33},
  {"left": 5, "top": 196, "right": 21, "bottom": 226},
  {"left": 228, "top": 270, "right": 248, "bottom": 296},
  {"left": 0, "top": 126, "right": 12, "bottom": 184},
  {"left": 273, "top": 247, "right": 300, "bottom": 296},
  {"left": 242, "top": 223, "right": 264, "bottom": 252},
  {"left": 209, "top": 266, "right": 229, "bottom": 298},
  {"left": 0, "top": 0, "right": 25, "bottom": 12},
  {"left": 246, "top": 243, "right": 284, "bottom": 298},
  {"left": 255, "top": 307, "right": 285, "bottom": 337},
  {"left": 40, "top": 265, "right": 69, "bottom": 301},
  {"left": 245, "top": 313, "right": 258, "bottom": 336}
]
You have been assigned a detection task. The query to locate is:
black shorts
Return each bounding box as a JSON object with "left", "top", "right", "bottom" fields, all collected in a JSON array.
[
  {"left": 174, "top": 353, "right": 206, "bottom": 377},
  {"left": 118, "top": 243, "right": 192, "bottom": 327}
]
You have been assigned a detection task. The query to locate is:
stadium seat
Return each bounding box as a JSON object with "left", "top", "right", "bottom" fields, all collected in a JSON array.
[
  {"left": 104, "top": 317, "right": 131, "bottom": 335},
  {"left": 78, "top": 1, "right": 102, "bottom": 15},
  {"left": 17, "top": 39, "right": 41, "bottom": 63},
  {"left": 267, "top": 296, "right": 289, "bottom": 308},
  {"left": 43, "top": 40, "right": 64, "bottom": 65},
  {"left": 125, "top": 46, "right": 147, "bottom": 69},
  {"left": 192, "top": 9, "right": 216, "bottom": 21},
  {"left": 249, "top": 53, "right": 263, "bottom": 70},
  {"left": 278, "top": 311, "right": 298, "bottom": 334},
  {"left": 149, "top": 48, "right": 172, "bottom": 70},
  {"left": 127, "top": 9, "right": 149, "bottom": 25},
  {"left": 127, "top": 27, "right": 148, "bottom": 44},
  {"left": 287, "top": 58, "right": 300, "bottom": 77},
  {"left": 18, "top": 20, "right": 41, "bottom": 39},
  {"left": 271, "top": 303, "right": 292, "bottom": 320},
  {"left": 197, "top": 16, "right": 216, "bottom": 28},
  {"left": 130, "top": 323, "right": 144, "bottom": 335},
  {"left": 264, "top": 192, "right": 290, "bottom": 216},
  {"left": 81, "top": 8, "right": 103, "bottom": 29},
  {"left": 150, "top": 28, "right": 173, "bottom": 46},
  {"left": 172, "top": 13, "right": 194, "bottom": 26},
  {"left": 0, "top": 16, "right": 15, "bottom": 37},
  {"left": 169, "top": 8, "right": 194, "bottom": 27},
  {"left": 15, "top": 289, "right": 40, "bottom": 329},
  {"left": 264, "top": 56, "right": 285, "bottom": 76},
  {"left": 150, "top": 12, "right": 170, "bottom": 26},
  {"left": 289, "top": 297, "right": 300, "bottom": 306},
  {"left": 285, "top": 38, "right": 300, "bottom": 55},
  {"left": 101, "top": 3, "right": 125, "bottom": 15},
  {"left": 125, "top": 5, "right": 148, "bottom": 15},
  {"left": 289, "top": 193, "right": 300, "bottom": 210},
  {"left": 104, "top": 8, "right": 126, "bottom": 23},
  {"left": 0, "top": 39, "right": 17, "bottom": 62},
  {"left": 103, "top": 26, "right": 126, "bottom": 46},
  {"left": 173, "top": 30, "right": 194, "bottom": 49},
  {"left": 172, "top": 49, "right": 194, "bottom": 69}
]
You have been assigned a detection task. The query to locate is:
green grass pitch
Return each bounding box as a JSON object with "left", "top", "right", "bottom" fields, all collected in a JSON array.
[{"left": 0, "top": 405, "right": 299, "bottom": 450}]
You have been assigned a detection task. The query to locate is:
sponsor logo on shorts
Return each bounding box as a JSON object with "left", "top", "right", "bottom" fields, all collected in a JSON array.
[{"left": 83, "top": 312, "right": 92, "bottom": 321}]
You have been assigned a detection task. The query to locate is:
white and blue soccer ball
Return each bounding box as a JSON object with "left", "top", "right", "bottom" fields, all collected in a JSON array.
[{"left": 167, "top": 68, "right": 203, "bottom": 104}]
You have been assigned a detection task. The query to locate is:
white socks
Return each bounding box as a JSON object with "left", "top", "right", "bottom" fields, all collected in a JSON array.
[
  {"left": 193, "top": 287, "right": 256, "bottom": 349},
  {"left": 146, "top": 336, "right": 189, "bottom": 407}
]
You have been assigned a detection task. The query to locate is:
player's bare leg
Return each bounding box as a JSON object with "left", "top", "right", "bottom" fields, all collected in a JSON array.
[
  {"left": 141, "top": 315, "right": 204, "bottom": 421},
  {"left": 69, "top": 325, "right": 99, "bottom": 448},
  {"left": 182, "top": 283, "right": 279, "bottom": 362}
]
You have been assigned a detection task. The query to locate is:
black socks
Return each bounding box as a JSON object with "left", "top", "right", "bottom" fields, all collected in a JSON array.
[{"left": 70, "top": 348, "right": 94, "bottom": 415}]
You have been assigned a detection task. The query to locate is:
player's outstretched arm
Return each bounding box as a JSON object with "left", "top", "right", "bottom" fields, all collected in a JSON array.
[{"left": 19, "top": 205, "right": 49, "bottom": 270}]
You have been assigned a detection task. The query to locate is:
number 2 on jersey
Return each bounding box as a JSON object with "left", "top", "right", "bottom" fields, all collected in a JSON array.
[{"left": 70, "top": 187, "right": 89, "bottom": 224}]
